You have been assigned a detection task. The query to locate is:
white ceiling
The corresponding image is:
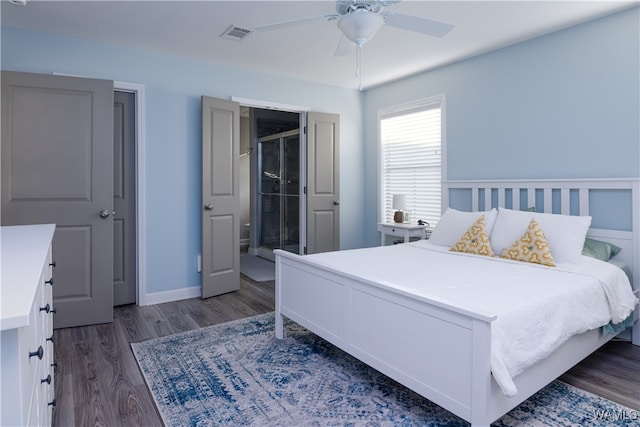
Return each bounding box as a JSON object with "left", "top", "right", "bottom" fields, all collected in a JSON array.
[{"left": 2, "top": 0, "right": 637, "bottom": 90}]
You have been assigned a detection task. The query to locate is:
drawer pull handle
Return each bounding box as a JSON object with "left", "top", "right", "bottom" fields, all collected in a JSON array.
[
  {"left": 50, "top": 307, "right": 57, "bottom": 314},
  {"left": 45, "top": 278, "right": 54, "bottom": 286},
  {"left": 47, "top": 334, "right": 55, "bottom": 343},
  {"left": 40, "top": 304, "right": 51, "bottom": 313},
  {"left": 29, "top": 346, "right": 44, "bottom": 360},
  {"left": 48, "top": 399, "right": 56, "bottom": 407},
  {"left": 49, "top": 261, "right": 56, "bottom": 268},
  {"left": 41, "top": 374, "right": 52, "bottom": 385}
]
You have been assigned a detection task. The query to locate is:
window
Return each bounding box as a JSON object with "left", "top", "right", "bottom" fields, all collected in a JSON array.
[{"left": 379, "top": 96, "right": 444, "bottom": 227}]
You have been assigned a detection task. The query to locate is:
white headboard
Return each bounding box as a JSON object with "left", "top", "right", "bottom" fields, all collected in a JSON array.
[{"left": 443, "top": 178, "right": 640, "bottom": 344}]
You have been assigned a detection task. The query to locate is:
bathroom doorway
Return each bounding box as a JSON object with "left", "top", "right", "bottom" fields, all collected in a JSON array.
[{"left": 239, "top": 107, "right": 301, "bottom": 262}]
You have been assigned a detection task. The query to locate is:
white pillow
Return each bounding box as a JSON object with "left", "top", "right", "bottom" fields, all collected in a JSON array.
[
  {"left": 429, "top": 208, "right": 498, "bottom": 247},
  {"left": 490, "top": 207, "right": 591, "bottom": 264}
]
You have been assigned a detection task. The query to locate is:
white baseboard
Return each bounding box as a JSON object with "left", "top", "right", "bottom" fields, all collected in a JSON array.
[{"left": 140, "top": 285, "right": 201, "bottom": 306}]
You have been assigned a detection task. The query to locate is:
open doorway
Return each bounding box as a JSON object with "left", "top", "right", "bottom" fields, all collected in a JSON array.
[
  {"left": 239, "top": 107, "right": 302, "bottom": 262},
  {"left": 233, "top": 98, "right": 339, "bottom": 284},
  {"left": 113, "top": 90, "right": 137, "bottom": 306}
]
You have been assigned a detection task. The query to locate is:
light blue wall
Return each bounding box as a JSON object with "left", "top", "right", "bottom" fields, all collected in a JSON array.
[
  {"left": 3, "top": 6, "right": 639, "bottom": 290},
  {"left": 362, "top": 7, "right": 640, "bottom": 247},
  {"left": 1, "top": 26, "right": 365, "bottom": 295}
]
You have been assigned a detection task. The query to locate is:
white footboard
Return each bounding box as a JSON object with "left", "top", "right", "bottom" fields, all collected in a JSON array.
[
  {"left": 275, "top": 249, "right": 496, "bottom": 426},
  {"left": 275, "top": 248, "right": 621, "bottom": 426}
]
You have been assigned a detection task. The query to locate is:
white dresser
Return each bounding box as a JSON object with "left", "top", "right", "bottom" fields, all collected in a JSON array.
[{"left": 1, "top": 224, "right": 56, "bottom": 427}]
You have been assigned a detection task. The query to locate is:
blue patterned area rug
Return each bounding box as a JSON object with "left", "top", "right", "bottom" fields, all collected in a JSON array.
[{"left": 131, "top": 312, "right": 636, "bottom": 426}]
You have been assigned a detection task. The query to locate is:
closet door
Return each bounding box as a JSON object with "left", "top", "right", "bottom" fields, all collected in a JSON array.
[
  {"left": 1, "top": 71, "right": 114, "bottom": 328},
  {"left": 306, "top": 112, "right": 340, "bottom": 254},
  {"left": 201, "top": 96, "right": 240, "bottom": 298}
]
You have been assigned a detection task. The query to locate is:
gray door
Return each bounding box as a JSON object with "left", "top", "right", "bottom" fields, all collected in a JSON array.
[
  {"left": 306, "top": 112, "right": 340, "bottom": 254},
  {"left": 201, "top": 96, "right": 240, "bottom": 298},
  {"left": 113, "top": 91, "right": 137, "bottom": 306},
  {"left": 1, "top": 71, "right": 114, "bottom": 328}
]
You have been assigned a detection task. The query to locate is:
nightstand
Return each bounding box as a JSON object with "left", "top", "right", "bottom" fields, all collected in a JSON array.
[{"left": 378, "top": 222, "right": 430, "bottom": 246}]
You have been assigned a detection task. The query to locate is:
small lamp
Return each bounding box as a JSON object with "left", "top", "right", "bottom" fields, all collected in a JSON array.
[{"left": 392, "top": 194, "right": 406, "bottom": 223}]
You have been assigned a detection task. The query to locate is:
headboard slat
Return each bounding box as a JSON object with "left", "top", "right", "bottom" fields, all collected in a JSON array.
[
  {"left": 527, "top": 189, "right": 535, "bottom": 210},
  {"left": 579, "top": 188, "right": 589, "bottom": 216},
  {"left": 543, "top": 188, "right": 552, "bottom": 213},
  {"left": 560, "top": 188, "right": 570, "bottom": 215},
  {"left": 472, "top": 188, "right": 479, "bottom": 211},
  {"left": 513, "top": 188, "right": 520, "bottom": 211}
]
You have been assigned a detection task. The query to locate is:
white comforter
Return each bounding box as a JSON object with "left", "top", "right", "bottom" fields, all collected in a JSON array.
[{"left": 305, "top": 240, "right": 638, "bottom": 396}]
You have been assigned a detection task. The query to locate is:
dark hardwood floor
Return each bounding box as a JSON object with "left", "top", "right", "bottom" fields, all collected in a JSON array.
[
  {"left": 52, "top": 275, "right": 639, "bottom": 426},
  {"left": 560, "top": 338, "right": 640, "bottom": 411}
]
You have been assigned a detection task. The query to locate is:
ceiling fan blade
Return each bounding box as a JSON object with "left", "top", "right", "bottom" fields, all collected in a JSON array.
[
  {"left": 334, "top": 34, "right": 355, "bottom": 57},
  {"left": 383, "top": 13, "right": 454, "bottom": 37},
  {"left": 254, "top": 14, "right": 339, "bottom": 32}
]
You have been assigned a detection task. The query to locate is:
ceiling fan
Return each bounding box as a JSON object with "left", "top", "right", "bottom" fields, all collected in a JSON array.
[{"left": 254, "top": 1, "right": 454, "bottom": 89}]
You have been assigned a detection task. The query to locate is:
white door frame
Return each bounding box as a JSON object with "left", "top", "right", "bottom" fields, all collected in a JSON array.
[{"left": 114, "top": 81, "right": 147, "bottom": 306}]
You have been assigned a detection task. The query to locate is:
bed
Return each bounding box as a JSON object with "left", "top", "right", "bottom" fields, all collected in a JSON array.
[{"left": 274, "top": 178, "right": 639, "bottom": 426}]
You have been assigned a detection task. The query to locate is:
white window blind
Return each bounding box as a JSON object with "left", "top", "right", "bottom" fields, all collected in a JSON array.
[{"left": 380, "top": 100, "right": 442, "bottom": 227}]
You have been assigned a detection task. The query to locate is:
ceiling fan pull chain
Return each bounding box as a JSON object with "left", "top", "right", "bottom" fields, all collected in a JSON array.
[{"left": 356, "top": 45, "right": 363, "bottom": 91}]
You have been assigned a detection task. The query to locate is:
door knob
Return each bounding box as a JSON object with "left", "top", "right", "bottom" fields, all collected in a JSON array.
[
  {"left": 99, "top": 209, "right": 113, "bottom": 218},
  {"left": 333, "top": 200, "right": 340, "bottom": 206},
  {"left": 204, "top": 203, "right": 214, "bottom": 210}
]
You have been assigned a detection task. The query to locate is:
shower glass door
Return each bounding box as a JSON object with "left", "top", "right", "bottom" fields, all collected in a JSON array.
[{"left": 258, "top": 129, "right": 300, "bottom": 258}]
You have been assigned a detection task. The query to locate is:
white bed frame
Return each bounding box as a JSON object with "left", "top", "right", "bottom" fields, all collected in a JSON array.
[{"left": 274, "top": 178, "right": 639, "bottom": 426}]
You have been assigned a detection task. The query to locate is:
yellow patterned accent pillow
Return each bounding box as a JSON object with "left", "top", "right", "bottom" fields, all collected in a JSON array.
[
  {"left": 500, "top": 218, "right": 556, "bottom": 266},
  {"left": 450, "top": 215, "right": 495, "bottom": 257}
]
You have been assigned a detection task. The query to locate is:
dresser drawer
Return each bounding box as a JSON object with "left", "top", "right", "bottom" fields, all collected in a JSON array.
[
  {"left": 1, "top": 224, "right": 56, "bottom": 427},
  {"left": 19, "top": 307, "right": 43, "bottom": 416},
  {"left": 34, "top": 342, "right": 54, "bottom": 427},
  {"left": 26, "top": 370, "right": 41, "bottom": 427}
]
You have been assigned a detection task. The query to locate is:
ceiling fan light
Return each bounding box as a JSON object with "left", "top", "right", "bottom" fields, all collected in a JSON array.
[{"left": 337, "top": 10, "right": 384, "bottom": 46}]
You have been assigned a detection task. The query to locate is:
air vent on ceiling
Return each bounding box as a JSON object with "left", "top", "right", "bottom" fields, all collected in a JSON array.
[{"left": 220, "top": 25, "right": 253, "bottom": 41}]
